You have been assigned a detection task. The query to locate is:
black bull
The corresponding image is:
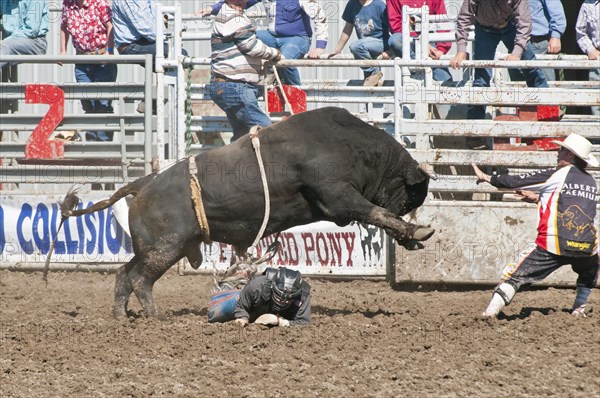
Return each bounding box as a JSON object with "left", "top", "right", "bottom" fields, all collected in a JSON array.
[{"left": 50, "top": 107, "right": 434, "bottom": 318}]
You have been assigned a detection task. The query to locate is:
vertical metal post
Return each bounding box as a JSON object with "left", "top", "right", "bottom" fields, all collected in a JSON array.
[
  {"left": 401, "top": 6, "right": 411, "bottom": 73},
  {"left": 156, "top": 5, "right": 166, "bottom": 168},
  {"left": 119, "top": 98, "right": 128, "bottom": 182},
  {"left": 385, "top": 234, "right": 396, "bottom": 285},
  {"left": 414, "top": 5, "right": 430, "bottom": 151},
  {"left": 421, "top": 5, "right": 433, "bottom": 87},
  {"left": 394, "top": 58, "right": 402, "bottom": 141},
  {"left": 399, "top": 4, "right": 412, "bottom": 140},
  {"left": 175, "top": 4, "right": 187, "bottom": 161},
  {"left": 144, "top": 54, "right": 153, "bottom": 175}
]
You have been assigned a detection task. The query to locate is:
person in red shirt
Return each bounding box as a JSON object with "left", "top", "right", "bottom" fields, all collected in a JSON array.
[
  {"left": 60, "top": 0, "right": 117, "bottom": 142},
  {"left": 382, "top": 0, "right": 452, "bottom": 83}
]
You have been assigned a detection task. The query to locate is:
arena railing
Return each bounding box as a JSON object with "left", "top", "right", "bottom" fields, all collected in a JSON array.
[
  {"left": 156, "top": 5, "right": 598, "bottom": 200},
  {"left": 0, "top": 54, "right": 154, "bottom": 188}
]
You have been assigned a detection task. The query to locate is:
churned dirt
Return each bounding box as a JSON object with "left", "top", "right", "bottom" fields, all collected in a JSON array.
[{"left": 0, "top": 270, "right": 598, "bottom": 397}]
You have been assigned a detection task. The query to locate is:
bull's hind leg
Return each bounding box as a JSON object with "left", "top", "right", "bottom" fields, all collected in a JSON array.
[
  {"left": 127, "top": 250, "right": 182, "bottom": 319},
  {"left": 113, "top": 256, "right": 139, "bottom": 319}
]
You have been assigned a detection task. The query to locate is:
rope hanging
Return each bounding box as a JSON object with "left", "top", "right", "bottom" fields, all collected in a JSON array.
[
  {"left": 271, "top": 65, "right": 295, "bottom": 116},
  {"left": 248, "top": 125, "right": 271, "bottom": 251},
  {"left": 185, "top": 66, "right": 194, "bottom": 156},
  {"left": 188, "top": 156, "right": 210, "bottom": 243}
]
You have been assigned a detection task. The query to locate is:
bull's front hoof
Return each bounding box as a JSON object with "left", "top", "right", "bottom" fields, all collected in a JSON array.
[{"left": 413, "top": 227, "right": 434, "bottom": 241}]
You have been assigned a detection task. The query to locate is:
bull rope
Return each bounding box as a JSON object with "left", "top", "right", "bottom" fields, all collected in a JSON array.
[
  {"left": 188, "top": 156, "right": 211, "bottom": 242},
  {"left": 248, "top": 125, "right": 270, "bottom": 249},
  {"left": 271, "top": 66, "right": 295, "bottom": 116},
  {"left": 211, "top": 126, "right": 280, "bottom": 291}
]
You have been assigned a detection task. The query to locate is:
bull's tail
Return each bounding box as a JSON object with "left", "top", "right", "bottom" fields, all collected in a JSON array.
[
  {"left": 43, "top": 173, "right": 157, "bottom": 284},
  {"left": 65, "top": 173, "right": 156, "bottom": 217}
]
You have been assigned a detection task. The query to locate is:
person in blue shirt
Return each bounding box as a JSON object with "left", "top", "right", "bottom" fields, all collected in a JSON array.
[
  {"left": 0, "top": 0, "right": 49, "bottom": 69},
  {"left": 328, "top": 0, "right": 389, "bottom": 87},
  {"left": 111, "top": 0, "right": 186, "bottom": 113},
  {"left": 111, "top": 0, "right": 160, "bottom": 57},
  {"left": 509, "top": 0, "right": 566, "bottom": 83}
]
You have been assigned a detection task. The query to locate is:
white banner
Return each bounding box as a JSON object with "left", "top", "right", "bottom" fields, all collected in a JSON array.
[
  {"left": 0, "top": 194, "right": 389, "bottom": 276},
  {"left": 192, "top": 221, "right": 389, "bottom": 276},
  {"left": 1, "top": 193, "right": 133, "bottom": 264}
]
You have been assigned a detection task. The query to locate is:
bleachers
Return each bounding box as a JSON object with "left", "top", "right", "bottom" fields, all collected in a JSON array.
[{"left": 1, "top": 4, "right": 598, "bottom": 196}]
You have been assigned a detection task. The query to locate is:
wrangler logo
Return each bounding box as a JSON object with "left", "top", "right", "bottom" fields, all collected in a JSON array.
[{"left": 566, "top": 241, "right": 591, "bottom": 250}]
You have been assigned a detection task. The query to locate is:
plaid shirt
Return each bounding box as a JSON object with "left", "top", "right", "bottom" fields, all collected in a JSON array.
[
  {"left": 576, "top": 0, "right": 600, "bottom": 55},
  {"left": 62, "top": 0, "right": 112, "bottom": 53}
]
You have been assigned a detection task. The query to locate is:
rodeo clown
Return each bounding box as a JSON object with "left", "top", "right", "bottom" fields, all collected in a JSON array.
[
  {"left": 208, "top": 267, "right": 311, "bottom": 327},
  {"left": 472, "top": 133, "right": 599, "bottom": 318}
]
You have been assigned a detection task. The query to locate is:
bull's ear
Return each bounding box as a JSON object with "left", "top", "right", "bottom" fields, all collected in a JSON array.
[{"left": 404, "top": 162, "right": 429, "bottom": 185}]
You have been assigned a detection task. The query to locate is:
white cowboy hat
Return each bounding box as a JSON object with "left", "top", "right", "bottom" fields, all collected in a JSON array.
[{"left": 552, "top": 133, "right": 598, "bottom": 167}]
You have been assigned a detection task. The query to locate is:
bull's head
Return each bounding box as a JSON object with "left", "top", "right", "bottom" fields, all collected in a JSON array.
[{"left": 379, "top": 158, "right": 431, "bottom": 218}]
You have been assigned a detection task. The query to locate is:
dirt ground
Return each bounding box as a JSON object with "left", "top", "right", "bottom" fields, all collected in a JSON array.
[{"left": 0, "top": 270, "right": 598, "bottom": 398}]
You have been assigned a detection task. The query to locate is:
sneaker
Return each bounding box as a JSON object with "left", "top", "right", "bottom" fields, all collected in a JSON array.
[
  {"left": 363, "top": 71, "right": 383, "bottom": 87},
  {"left": 572, "top": 304, "right": 588, "bottom": 318}
]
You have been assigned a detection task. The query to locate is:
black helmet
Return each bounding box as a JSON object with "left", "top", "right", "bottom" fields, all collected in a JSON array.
[{"left": 271, "top": 267, "right": 303, "bottom": 312}]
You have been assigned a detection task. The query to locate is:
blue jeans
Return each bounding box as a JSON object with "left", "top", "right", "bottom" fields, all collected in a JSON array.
[
  {"left": 508, "top": 39, "right": 556, "bottom": 82},
  {"left": 75, "top": 63, "right": 118, "bottom": 141},
  {"left": 208, "top": 80, "right": 272, "bottom": 142},
  {"left": 0, "top": 36, "right": 47, "bottom": 68},
  {"left": 119, "top": 39, "right": 187, "bottom": 69},
  {"left": 349, "top": 37, "right": 384, "bottom": 77},
  {"left": 469, "top": 21, "right": 548, "bottom": 121},
  {"left": 119, "top": 39, "right": 167, "bottom": 57},
  {"left": 256, "top": 31, "right": 310, "bottom": 86},
  {"left": 388, "top": 33, "right": 452, "bottom": 83}
]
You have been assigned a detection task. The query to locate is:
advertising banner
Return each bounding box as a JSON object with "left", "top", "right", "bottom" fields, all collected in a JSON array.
[{"left": 0, "top": 194, "right": 389, "bottom": 276}]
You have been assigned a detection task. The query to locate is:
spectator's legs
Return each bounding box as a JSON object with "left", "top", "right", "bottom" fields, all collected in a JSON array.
[
  {"left": 387, "top": 33, "right": 403, "bottom": 57},
  {"left": 432, "top": 67, "right": 453, "bottom": 84},
  {"left": 589, "top": 68, "right": 600, "bottom": 117},
  {"left": 94, "top": 63, "right": 117, "bottom": 141},
  {"left": 75, "top": 63, "right": 117, "bottom": 142},
  {"left": 501, "top": 27, "right": 548, "bottom": 89},
  {"left": 388, "top": 33, "right": 450, "bottom": 83},
  {"left": 74, "top": 64, "right": 95, "bottom": 114},
  {"left": 276, "top": 35, "right": 310, "bottom": 86},
  {"left": 507, "top": 40, "right": 555, "bottom": 83},
  {"left": 349, "top": 37, "right": 384, "bottom": 77},
  {"left": 468, "top": 24, "right": 501, "bottom": 149},
  {"left": 209, "top": 82, "right": 271, "bottom": 142},
  {"left": 257, "top": 31, "right": 310, "bottom": 86},
  {"left": 531, "top": 40, "right": 555, "bottom": 82},
  {"left": 0, "top": 36, "right": 47, "bottom": 68}
]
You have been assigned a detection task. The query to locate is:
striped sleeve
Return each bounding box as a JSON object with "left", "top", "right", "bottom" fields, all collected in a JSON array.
[
  {"left": 231, "top": 21, "right": 280, "bottom": 60},
  {"left": 211, "top": 7, "right": 279, "bottom": 83}
]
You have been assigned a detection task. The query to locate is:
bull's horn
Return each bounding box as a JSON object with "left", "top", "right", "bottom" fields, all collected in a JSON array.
[{"left": 418, "top": 162, "right": 438, "bottom": 180}]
